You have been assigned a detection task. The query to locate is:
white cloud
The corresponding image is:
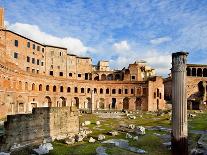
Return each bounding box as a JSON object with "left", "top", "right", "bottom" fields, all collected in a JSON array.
[
  {"left": 110, "top": 42, "right": 171, "bottom": 76},
  {"left": 7, "top": 22, "right": 89, "bottom": 55},
  {"left": 150, "top": 36, "right": 172, "bottom": 45},
  {"left": 113, "top": 40, "right": 130, "bottom": 52}
]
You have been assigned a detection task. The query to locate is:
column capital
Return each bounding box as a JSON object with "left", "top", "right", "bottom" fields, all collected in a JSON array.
[{"left": 172, "top": 52, "right": 188, "bottom": 72}]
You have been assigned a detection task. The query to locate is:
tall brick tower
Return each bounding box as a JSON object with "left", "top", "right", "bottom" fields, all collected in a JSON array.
[{"left": 0, "top": 8, "right": 5, "bottom": 29}]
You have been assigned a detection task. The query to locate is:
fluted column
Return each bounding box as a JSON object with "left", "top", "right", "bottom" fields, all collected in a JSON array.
[
  {"left": 91, "top": 90, "right": 94, "bottom": 113},
  {"left": 171, "top": 52, "right": 188, "bottom": 155}
]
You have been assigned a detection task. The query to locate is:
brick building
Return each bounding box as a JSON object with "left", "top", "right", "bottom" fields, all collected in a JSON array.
[
  {"left": 164, "top": 64, "right": 207, "bottom": 110},
  {"left": 0, "top": 8, "right": 165, "bottom": 118}
]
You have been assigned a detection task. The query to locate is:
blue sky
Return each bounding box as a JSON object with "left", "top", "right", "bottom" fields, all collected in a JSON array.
[{"left": 1, "top": 0, "right": 207, "bottom": 76}]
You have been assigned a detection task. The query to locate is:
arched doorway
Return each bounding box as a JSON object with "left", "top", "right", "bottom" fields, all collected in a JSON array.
[
  {"left": 101, "top": 74, "right": 106, "bottom": 80},
  {"left": 94, "top": 75, "right": 99, "bottom": 81},
  {"left": 45, "top": 96, "right": 52, "bottom": 107},
  {"left": 99, "top": 98, "right": 104, "bottom": 109},
  {"left": 186, "top": 68, "right": 191, "bottom": 76},
  {"left": 107, "top": 74, "right": 113, "bottom": 80},
  {"left": 74, "top": 97, "right": 79, "bottom": 109},
  {"left": 86, "top": 97, "right": 91, "bottom": 109},
  {"left": 60, "top": 97, "right": 66, "bottom": 107},
  {"left": 18, "top": 102, "right": 24, "bottom": 113},
  {"left": 111, "top": 98, "right": 116, "bottom": 109},
  {"left": 115, "top": 74, "right": 121, "bottom": 80},
  {"left": 123, "top": 97, "right": 129, "bottom": 110},
  {"left": 135, "top": 97, "right": 142, "bottom": 110}
]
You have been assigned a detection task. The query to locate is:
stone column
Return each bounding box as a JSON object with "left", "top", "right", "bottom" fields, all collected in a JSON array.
[
  {"left": 91, "top": 90, "right": 94, "bottom": 113},
  {"left": 171, "top": 52, "right": 188, "bottom": 155}
]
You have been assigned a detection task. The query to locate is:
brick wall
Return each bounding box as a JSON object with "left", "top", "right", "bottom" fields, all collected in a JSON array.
[{"left": 0, "top": 107, "right": 79, "bottom": 151}]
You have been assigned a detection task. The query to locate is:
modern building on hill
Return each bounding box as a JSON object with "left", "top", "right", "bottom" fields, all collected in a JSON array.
[{"left": 0, "top": 8, "right": 165, "bottom": 118}]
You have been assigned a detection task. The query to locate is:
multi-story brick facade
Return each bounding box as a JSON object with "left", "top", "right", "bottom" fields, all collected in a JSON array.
[
  {"left": 0, "top": 8, "right": 165, "bottom": 118},
  {"left": 164, "top": 64, "right": 207, "bottom": 110}
]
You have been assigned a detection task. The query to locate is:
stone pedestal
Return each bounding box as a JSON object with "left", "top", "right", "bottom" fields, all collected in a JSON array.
[{"left": 171, "top": 52, "right": 188, "bottom": 155}]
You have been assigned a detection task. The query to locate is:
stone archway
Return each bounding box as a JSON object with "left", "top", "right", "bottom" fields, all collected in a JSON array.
[
  {"left": 135, "top": 97, "right": 142, "bottom": 110},
  {"left": 101, "top": 74, "right": 106, "bottom": 80},
  {"left": 86, "top": 97, "right": 91, "bottom": 109},
  {"left": 60, "top": 97, "right": 66, "bottom": 107},
  {"left": 18, "top": 103, "right": 24, "bottom": 113},
  {"left": 17, "top": 96, "right": 25, "bottom": 113},
  {"left": 123, "top": 97, "right": 129, "bottom": 110},
  {"left": 74, "top": 97, "right": 79, "bottom": 109},
  {"left": 111, "top": 98, "right": 116, "bottom": 109},
  {"left": 99, "top": 98, "right": 104, "bottom": 109},
  {"left": 44, "top": 96, "right": 52, "bottom": 107}
]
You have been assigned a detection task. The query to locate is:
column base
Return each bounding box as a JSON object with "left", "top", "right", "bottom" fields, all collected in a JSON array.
[{"left": 171, "top": 135, "right": 188, "bottom": 155}]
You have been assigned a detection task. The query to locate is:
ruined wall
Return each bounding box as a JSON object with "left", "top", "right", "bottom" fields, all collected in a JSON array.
[
  {"left": 164, "top": 72, "right": 207, "bottom": 109},
  {"left": 0, "top": 107, "right": 79, "bottom": 151},
  {"left": 147, "top": 76, "right": 165, "bottom": 111}
]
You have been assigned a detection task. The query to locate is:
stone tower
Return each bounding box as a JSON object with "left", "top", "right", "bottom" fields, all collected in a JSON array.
[
  {"left": 171, "top": 52, "right": 188, "bottom": 155},
  {"left": 0, "top": 8, "right": 4, "bottom": 29}
]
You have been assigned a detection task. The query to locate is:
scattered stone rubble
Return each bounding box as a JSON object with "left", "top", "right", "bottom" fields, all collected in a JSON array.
[
  {"left": 84, "top": 121, "right": 91, "bottom": 126},
  {"left": 108, "top": 131, "right": 119, "bottom": 136},
  {"left": 135, "top": 126, "right": 146, "bottom": 135},
  {"left": 102, "top": 139, "right": 147, "bottom": 154},
  {"left": 33, "top": 143, "right": 53, "bottom": 155},
  {"left": 89, "top": 137, "right": 96, "bottom": 143},
  {"left": 98, "top": 134, "right": 106, "bottom": 141},
  {"left": 96, "top": 121, "right": 101, "bottom": 125}
]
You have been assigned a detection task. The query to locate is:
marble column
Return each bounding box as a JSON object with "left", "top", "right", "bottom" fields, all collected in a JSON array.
[
  {"left": 91, "top": 90, "right": 94, "bottom": 113},
  {"left": 171, "top": 52, "right": 188, "bottom": 155}
]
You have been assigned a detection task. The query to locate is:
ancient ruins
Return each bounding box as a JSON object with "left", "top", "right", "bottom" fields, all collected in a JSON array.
[
  {"left": 0, "top": 107, "right": 79, "bottom": 151},
  {"left": 0, "top": 7, "right": 165, "bottom": 119},
  {"left": 0, "top": 6, "right": 207, "bottom": 155},
  {"left": 171, "top": 52, "right": 188, "bottom": 155}
]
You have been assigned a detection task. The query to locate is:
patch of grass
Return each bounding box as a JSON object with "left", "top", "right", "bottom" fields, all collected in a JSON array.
[
  {"left": 129, "top": 134, "right": 170, "bottom": 155},
  {"left": 188, "top": 112, "right": 207, "bottom": 130},
  {"left": 48, "top": 141, "right": 101, "bottom": 155}
]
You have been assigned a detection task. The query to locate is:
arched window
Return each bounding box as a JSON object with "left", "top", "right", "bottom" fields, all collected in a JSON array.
[
  {"left": 107, "top": 74, "right": 113, "bottom": 80},
  {"left": 60, "top": 86, "right": 64, "bottom": 92},
  {"left": 118, "top": 89, "right": 122, "bottom": 94},
  {"left": 53, "top": 85, "right": 56, "bottom": 92},
  {"left": 106, "top": 88, "right": 109, "bottom": 94},
  {"left": 19, "top": 81, "right": 22, "bottom": 90},
  {"left": 94, "top": 75, "right": 99, "bottom": 81},
  {"left": 115, "top": 74, "right": 121, "bottom": 80},
  {"left": 100, "top": 88, "right": 103, "bottom": 94},
  {"left": 203, "top": 68, "right": 207, "bottom": 77},
  {"left": 197, "top": 68, "right": 202, "bottom": 77},
  {"left": 46, "top": 85, "right": 50, "bottom": 91},
  {"left": 67, "top": 87, "right": 71, "bottom": 93},
  {"left": 69, "top": 73, "right": 72, "bottom": 77},
  {"left": 75, "top": 87, "right": 78, "bottom": 93},
  {"left": 192, "top": 68, "right": 196, "bottom": 76},
  {"left": 81, "top": 88, "right": 84, "bottom": 93},
  {"left": 87, "top": 88, "right": 90, "bottom": 93},
  {"left": 25, "top": 82, "right": 28, "bottom": 90},
  {"left": 187, "top": 67, "right": 191, "bottom": 76},
  {"left": 94, "top": 88, "right": 97, "bottom": 94},
  {"left": 112, "top": 89, "right": 116, "bottom": 94},
  {"left": 131, "top": 89, "right": 134, "bottom": 94},
  {"left": 101, "top": 74, "right": 106, "bottom": 80},
  {"left": 39, "top": 84, "right": 42, "bottom": 91},
  {"left": 32, "top": 83, "right": 35, "bottom": 91}
]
